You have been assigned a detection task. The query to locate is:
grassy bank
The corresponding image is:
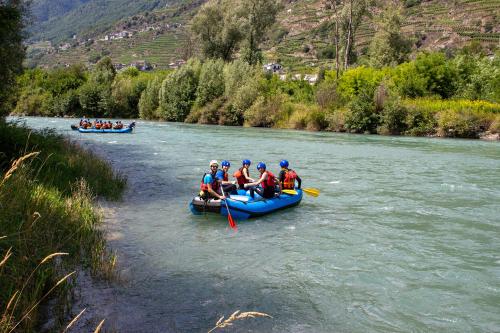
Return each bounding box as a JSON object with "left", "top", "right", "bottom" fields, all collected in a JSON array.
[{"left": 0, "top": 120, "right": 126, "bottom": 332}]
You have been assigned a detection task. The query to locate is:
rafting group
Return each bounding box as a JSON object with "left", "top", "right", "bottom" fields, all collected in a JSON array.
[
  {"left": 200, "top": 159, "right": 301, "bottom": 200},
  {"left": 71, "top": 118, "right": 136, "bottom": 133},
  {"left": 190, "top": 159, "right": 319, "bottom": 221}
]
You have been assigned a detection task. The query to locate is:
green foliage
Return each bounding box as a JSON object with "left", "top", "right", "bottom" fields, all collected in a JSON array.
[
  {"left": 368, "top": 3, "right": 411, "bottom": 68},
  {"left": 244, "top": 94, "right": 286, "bottom": 127},
  {"left": 378, "top": 98, "right": 408, "bottom": 135},
  {"left": 317, "top": 45, "right": 336, "bottom": 60},
  {"left": 437, "top": 109, "right": 490, "bottom": 138},
  {"left": 158, "top": 60, "right": 200, "bottom": 121},
  {"left": 453, "top": 55, "right": 500, "bottom": 102},
  {"left": 0, "top": 120, "right": 125, "bottom": 331},
  {"left": 413, "top": 52, "right": 459, "bottom": 98},
  {"left": 139, "top": 77, "right": 162, "bottom": 120},
  {"left": 337, "top": 66, "right": 385, "bottom": 100},
  {"left": 190, "top": 0, "right": 244, "bottom": 61},
  {"left": 0, "top": 2, "right": 26, "bottom": 117},
  {"left": 191, "top": 0, "right": 279, "bottom": 64},
  {"left": 196, "top": 59, "right": 225, "bottom": 107},
  {"left": 344, "top": 91, "right": 379, "bottom": 133}
]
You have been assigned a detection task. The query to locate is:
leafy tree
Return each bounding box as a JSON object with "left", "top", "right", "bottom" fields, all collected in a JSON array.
[
  {"left": 196, "top": 59, "right": 225, "bottom": 106},
  {"left": 190, "top": 0, "right": 244, "bottom": 61},
  {"left": 240, "top": 0, "right": 280, "bottom": 65},
  {"left": 139, "top": 77, "right": 162, "bottom": 119},
  {"left": 0, "top": 1, "right": 26, "bottom": 116},
  {"left": 158, "top": 60, "right": 201, "bottom": 121},
  {"left": 368, "top": 2, "right": 411, "bottom": 68}
]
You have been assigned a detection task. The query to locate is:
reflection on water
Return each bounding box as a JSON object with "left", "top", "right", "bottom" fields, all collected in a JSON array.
[{"left": 13, "top": 117, "right": 500, "bottom": 332}]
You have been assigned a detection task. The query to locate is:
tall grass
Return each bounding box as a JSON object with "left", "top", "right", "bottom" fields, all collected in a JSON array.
[{"left": 0, "top": 120, "right": 126, "bottom": 332}]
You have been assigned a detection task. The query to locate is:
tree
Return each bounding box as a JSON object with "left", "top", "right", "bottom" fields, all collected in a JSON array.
[
  {"left": 196, "top": 59, "right": 225, "bottom": 106},
  {"left": 139, "top": 77, "right": 162, "bottom": 119},
  {"left": 190, "top": 0, "right": 279, "bottom": 64},
  {"left": 240, "top": 0, "right": 280, "bottom": 65},
  {"left": 368, "top": 2, "right": 411, "bottom": 68},
  {"left": 340, "top": 0, "right": 369, "bottom": 69},
  {"left": 190, "top": 0, "right": 244, "bottom": 61},
  {"left": 0, "top": 1, "right": 26, "bottom": 116}
]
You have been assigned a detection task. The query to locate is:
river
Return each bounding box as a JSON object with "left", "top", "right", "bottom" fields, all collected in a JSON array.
[{"left": 12, "top": 117, "right": 500, "bottom": 332}]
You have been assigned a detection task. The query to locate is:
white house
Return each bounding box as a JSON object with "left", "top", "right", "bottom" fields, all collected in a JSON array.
[{"left": 263, "top": 63, "right": 283, "bottom": 73}]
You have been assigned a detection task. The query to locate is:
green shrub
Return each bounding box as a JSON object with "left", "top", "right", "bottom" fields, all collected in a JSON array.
[
  {"left": 196, "top": 59, "right": 225, "bottom": 107},
  {"left": 317, "top": 45, "right": 336, "bottom": 59},
  {"left": 315, "top": 81, "right": 340, "bottom": 109},
  {"left": 326, "top": 108, "right": 348, "bottom": 132},
  {"left": 404, "top": 105, "right": 437, "bottom": 136},
  {"left": 337, "top": 66, "right": 386, "bottom": 101},
  {"left": 345, "top": 92, "right": 379, "bottom": 133},
  {"left": 437, "top": 109, "right": 488, "bottom": 138},
  {"left": 158, "top": 62, "right": 200, "bottom": 121},
  {"left": 139, "top": 77, "right": 162, "bottom": 120},
  {"left": 378, "top": 98, "right": 408, "bottom": 135},
  {"left": 244, "top": 94, "right": 285, "bottom": 127}
]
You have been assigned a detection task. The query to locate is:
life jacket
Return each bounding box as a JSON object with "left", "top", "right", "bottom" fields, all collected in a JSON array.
[
  {"left": 261, "top": 171, "right": 276, "bottom": 190},
  {"left": 200, "top": 172, "right": 218, "bottom": 192},
  {"left": 234, "top": 167, "right": 249, "bottom": 185},
  {"left": 283, "top": 169, "right": 297, "bottom": 189},
  {"left": 222, "top": 170, "right": 228, "bottom": 182}
]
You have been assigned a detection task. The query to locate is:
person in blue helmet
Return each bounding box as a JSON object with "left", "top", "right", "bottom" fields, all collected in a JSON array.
[
  {"left": 199, "top": 160, "right": 226, "bottom": 201},
  {"left": 216, "top": 160, "right": 237, "bottom": 195},
  {"left": 245, "top": 162, "right": 279, "bottom": 199},
  {"left": 234, "top": 159, "right": 254, "bottom": 190},
  {"left": 278, "top": 160, "right": 301, "bottom": 190}
]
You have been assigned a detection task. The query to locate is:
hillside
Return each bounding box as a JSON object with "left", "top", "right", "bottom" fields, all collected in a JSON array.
[
  {"left": 27, "top": 0, "right": 500, "bottom": 71},
  {"left": 28, "top": 0, "right": 181, "bottom": 44}
]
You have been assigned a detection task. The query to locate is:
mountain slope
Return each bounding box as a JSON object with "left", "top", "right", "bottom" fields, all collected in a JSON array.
[
  {"left": 27, "top": 0, "right": 499, "bottom": 71},
  {"left": 29, "top": 0, "right": 181, "bottom": 43}
]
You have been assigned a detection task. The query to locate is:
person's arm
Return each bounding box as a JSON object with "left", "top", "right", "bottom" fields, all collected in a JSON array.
[
  {"left": 243, "top": 168, "right": 255, "bottom": 182},
  {"left": 296, "top": 175, "right": 302, "bottom": 189},
  {"left": 245, "top": 172, "right": 267, "bottom": 188},
  {"left": 205, "top": 174, "right": 225, "bottom": 199}
]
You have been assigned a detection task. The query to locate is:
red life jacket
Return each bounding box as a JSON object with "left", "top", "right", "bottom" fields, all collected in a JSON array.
[
  {"left": 283, "top": 169, "right": 297, "bottom": 189},
  {"left": 222, "top": 171, "right": 228, "bottom": 182},
  {"left": 234, "top": 167, "right": 250, "bottom": 185},
  {"left": 261, "top": 171, "right": 276, "bottom": 190},
  {"left": 200, "top": 172, "right": 218, "bottom": 192}
]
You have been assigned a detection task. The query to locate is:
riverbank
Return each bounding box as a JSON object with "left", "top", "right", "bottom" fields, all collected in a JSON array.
[
  {"left": 0, "top": 120, "right": 126, "bottom": 331},
  {"left": 10, "top": 52, "right": 500, "bottom": 140}
]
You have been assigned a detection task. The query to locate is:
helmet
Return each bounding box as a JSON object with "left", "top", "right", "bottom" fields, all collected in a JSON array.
[
  {"left": 280, "top": 160, "right": 289, "bottom": 168},
  {"left": 221, "top": 160, "right": 230, "bottom": 167},
  {"left": 256, "top": 162, "right": 266, "bottom": 170},
  {"left": 209, "top": 160, "right": 219, "bottom": 167},
  {"left": 242, "top": 159, "right": 251, "bottom": 166}
]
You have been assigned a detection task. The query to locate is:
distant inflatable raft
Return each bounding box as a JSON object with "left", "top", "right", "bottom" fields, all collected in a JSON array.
[
  {"left": 71, "top": 122, "right": 135, "bottom": 133},
  {"left": 190, "top": 189, "right": 303, "bottom": 220}
]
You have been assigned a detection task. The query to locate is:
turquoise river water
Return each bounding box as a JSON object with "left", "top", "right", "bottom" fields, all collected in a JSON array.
[{"left": 12, "top": 117, "right": 500, "bottom": 332}]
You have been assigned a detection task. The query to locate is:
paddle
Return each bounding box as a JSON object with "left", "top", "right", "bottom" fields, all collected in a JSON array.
[
  {"left": 282, "top": 188, "right": 320, "bottom": 197},
  {"left": 303, "top": 188, "right": 320, "bottom": 197},
  {"left": 221, "top": 185, "right": 237, "bottom": 230}
]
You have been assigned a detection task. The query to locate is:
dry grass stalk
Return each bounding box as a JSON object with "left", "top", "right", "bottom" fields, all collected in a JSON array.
[
  {"left": 0, "top": 247, "right": 12, "bottom": 267},
  {"left": 0, "top": 236, "right": 6, "bottom": 240},
  {"left": 93, "top": 319, "right": 106, "bottom": 333},
  {"left": 62, "top": 308, "right": 87, "bottom": 333},
  {"left": 40, "top": 252, "right": 68, "bottom": 264},
  {"left": 8, "top": 271, "right": 76, "bottom": 333},
  {"left": 207, "top": 310, "right": 272, "bottom": 333},
  {"left": 1, "top": 152, "right": 39, "bottom": 186}
]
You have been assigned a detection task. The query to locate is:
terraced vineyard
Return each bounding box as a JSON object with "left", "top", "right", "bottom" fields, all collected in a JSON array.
[{"left": 30, "top": 0, "right": 499, "bottom": 71}]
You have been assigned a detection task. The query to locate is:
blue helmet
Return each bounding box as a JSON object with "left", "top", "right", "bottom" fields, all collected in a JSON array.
[
  {"left": 242, "top": 159, "right": 251, "bottom": 166},
  {"left": 280, "top": 160, "right": 289, "bottom": 168},
  {"left": 256, "top": 162, "right": 266, "bottom": 170},
  {"left": 221, "top": 160, "right": 230, "bottom": 167}
]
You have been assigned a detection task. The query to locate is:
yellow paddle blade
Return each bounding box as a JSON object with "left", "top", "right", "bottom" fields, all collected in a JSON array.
[
  {"left": 303, "top": 188, "right": 320, "bottom": 197},
  {"left": 282, "top": 189, "right": 298, "bottom": 195}
]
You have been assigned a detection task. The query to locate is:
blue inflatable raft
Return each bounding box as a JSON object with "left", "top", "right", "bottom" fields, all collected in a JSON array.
[
  {"left": 190, "top": 189, "right": 303, "bottom": 220},
  {"left": 75, "top": 122, "right": 135, "bottom": 133}
]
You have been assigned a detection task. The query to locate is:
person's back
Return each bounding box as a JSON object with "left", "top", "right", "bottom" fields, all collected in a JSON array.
[{"left": 279, "top": 160, "right": 301, "bottom": 190}]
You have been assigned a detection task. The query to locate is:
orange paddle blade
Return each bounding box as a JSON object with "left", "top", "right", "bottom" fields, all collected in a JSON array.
[{"left": 228, "top": 212, "right": 237, "bottom": 230}]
